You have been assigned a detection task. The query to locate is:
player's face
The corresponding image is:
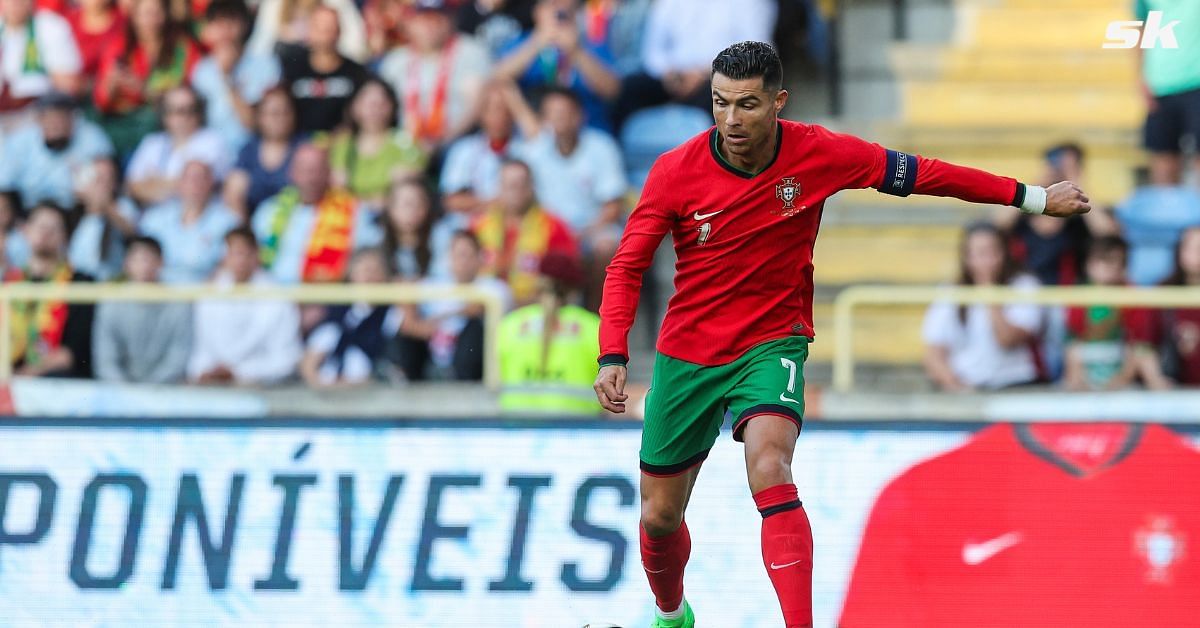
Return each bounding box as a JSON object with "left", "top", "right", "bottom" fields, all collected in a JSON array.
[{"left": 711, "top": 73, "right": 786, "bottom": 157}]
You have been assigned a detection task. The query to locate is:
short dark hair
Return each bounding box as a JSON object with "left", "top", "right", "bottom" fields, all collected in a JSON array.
[
  {"left": 711, "top": 41, "right": 783, "bottom": 92},
  {"left": 1044, "top": 142, "right": 1085, "bottom": 167},
  {"left": 1088, "top": 235, "right": 1128, "bottom": 261},
  {"left": 224, "top": 226, "right": 258, "bottom": 250},
  {"left": 127, "top": 235, "right": 163, "bottom": 258},
  {"left": 450, "top": 229, "right": 482, "bottom": 252},
  {"left": 205, "top": 0, "right": 251, "bottom": 24},
  {"left": 538, "top": 85, "right": 583, "bottom": 111}
]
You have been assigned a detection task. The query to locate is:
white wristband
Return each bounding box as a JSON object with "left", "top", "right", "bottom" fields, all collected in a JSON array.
[{"left": 1020, "top": 185, "right": 1047, "bottom": 215}]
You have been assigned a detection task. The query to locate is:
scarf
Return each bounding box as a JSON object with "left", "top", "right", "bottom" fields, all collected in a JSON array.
[
  {"left": 474, "top": 205, "right": 553, "bottom": 302},
  {"left": 8, "top": 263, "right": 72, "bottom": 367},
  {"left": 262, "top": 187, "right": 358, "bottom": 282}
]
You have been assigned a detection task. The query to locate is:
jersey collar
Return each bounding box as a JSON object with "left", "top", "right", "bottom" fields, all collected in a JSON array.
[
  {"left": 709, "top": 122, "right": 783, "bottom": 179},
  {"left": 1013, "top": 423, "right": 1144, "bottom": 478}
]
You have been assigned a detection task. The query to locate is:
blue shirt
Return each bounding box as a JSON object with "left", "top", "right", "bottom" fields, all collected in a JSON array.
[
  {"left": 1116, "top": 185, "right": 1200, "bottom": 285},
  {"left": 512, "top": 128, "right": 627, "bottom": 232},
  {"left": 0, "top": 117, "right": 113, "bottom": 209},
  {"left": 191, "top": 53, "right": 282, "bottom": 153},
  {"left": 140, "top": 199, "right": 241, "bottom": 284},
  {"left": 68, "top": 197, "right": 139, "bottom": 280},
  {"left": 235, "top": 137, "right": 301, "bottom": 217},
  {"left": 251, "top": 194, "right": 383, "bottom": 284},
  {"left": 500, "top": 34, "right": 616, "bottom": 132}
]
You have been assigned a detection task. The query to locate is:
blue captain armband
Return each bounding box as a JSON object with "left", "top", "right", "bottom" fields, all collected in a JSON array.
[{"left": 878, "top": 150, "right": 919, "bottom": 197}]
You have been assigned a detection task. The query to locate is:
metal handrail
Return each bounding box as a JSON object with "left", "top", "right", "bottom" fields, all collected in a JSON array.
[
  {"left": 0, "top": 282, "right": 505, "bottom": 388},
  {"left": 832, "top": 285, "right": 1200, "bottom": 392}
]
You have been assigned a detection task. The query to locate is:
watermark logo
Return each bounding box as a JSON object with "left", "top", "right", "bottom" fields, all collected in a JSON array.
[{"left": 1104, "top": 11, "right": 1180, "bottom": 49}]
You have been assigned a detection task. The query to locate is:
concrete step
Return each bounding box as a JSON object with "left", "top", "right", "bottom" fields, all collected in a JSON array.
[
  {"left": 892, "top": 45, "right": 1138, "bottom": 84},
  {"left": 813, "top": 224, "right": 962, "bottom": 285},
  {"left": 959, "top": 5, "right": 1133, "bottom": 50},
  {"left": 899, "top": 82, "right": 1141, "bottom": 128}
]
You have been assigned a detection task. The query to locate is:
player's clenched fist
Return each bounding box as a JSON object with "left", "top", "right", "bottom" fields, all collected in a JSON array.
[
  {"left": 1043, "top": 181, "right": 1091, "bottom": 218},
  {"left": 594, "top": 364, "right": 628, "bottom": 413}
]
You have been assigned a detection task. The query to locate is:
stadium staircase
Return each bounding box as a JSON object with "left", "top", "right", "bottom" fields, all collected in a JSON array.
[{"left": 623, "top": 0, "right": 1140, "bottom": 389}]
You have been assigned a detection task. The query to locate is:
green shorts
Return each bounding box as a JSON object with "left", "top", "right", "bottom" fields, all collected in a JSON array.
[{"left": 640, "top": 336, "right": 809, "bottom": 475}]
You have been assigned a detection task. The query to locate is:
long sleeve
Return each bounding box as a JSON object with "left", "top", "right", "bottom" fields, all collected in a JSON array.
[
  {"left": 91, "top": 303, "right": 126, "bottom": 383},
  {"left": 821, "top": 127, "right": 1022, "bottom": 207},
  {"left": 597, "top": 158, "right": 676, "bottom": 364}
]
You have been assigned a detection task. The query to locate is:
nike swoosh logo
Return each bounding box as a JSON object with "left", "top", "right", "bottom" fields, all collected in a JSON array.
[
  {"left": 779, "top": 392, "right": 801, "bottom": 405},
  {"left": 644, "top": 567, "right": 668, "bottom": 574},
  {"left": 962, "top": 532, "right": 1023, "bottom": 565},
  {"left": 769, "top": 559, "right": 805, "bottom": 570},
  {"left": 693, "top": 210, "right": 724, "bottom": 221}
]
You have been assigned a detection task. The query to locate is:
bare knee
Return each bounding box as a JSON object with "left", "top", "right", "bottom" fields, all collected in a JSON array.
[
  {"left": 641, "top": 495, "right": 685, "bottom": 538},
  {"left": 747, "top": 447, "right": 793, "bottom": 495}
]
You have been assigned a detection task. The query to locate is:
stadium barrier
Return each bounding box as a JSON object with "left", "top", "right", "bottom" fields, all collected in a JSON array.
[
  {"left": 1, "top": 417, "right": 1195, "bottom": 627},
  {"left": 832, "top": 285, "right": 1200, "bottom": 392},
  {"left": 0, "top": 283, "right": 506, "bottom": 388}
]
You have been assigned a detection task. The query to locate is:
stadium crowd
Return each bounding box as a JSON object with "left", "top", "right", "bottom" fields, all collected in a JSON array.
[{"left": 0, "top": 0, "right": 779, "bottom": 389}]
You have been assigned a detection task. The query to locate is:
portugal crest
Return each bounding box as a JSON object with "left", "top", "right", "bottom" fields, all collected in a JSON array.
[
  {"left": 1135, "top": 515, "right": 1186, "bottom": 584},
  {"left": 775, "top": 177, "right": 801, "bottom": 217}
]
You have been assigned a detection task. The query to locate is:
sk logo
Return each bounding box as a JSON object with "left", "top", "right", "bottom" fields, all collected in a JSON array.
[{"left": 775, "top": 177, "right": 801, "bottom": 217}]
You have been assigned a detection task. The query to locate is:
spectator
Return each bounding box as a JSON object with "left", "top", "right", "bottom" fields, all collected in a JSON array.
[
  {"left": 995, "top": 143, "right": 1119, "bottom": 286},
  {"left": 139, "top": 161, "right": 240, "bottom": 282},
  {"left": 0, "top": 0, "right": 81, "bottom": 131},
  {"left": 0, "top": 190, "right": 29, "bottom": 266},
  {"left": 472, "top": 158, "right": 577, "bottom": 305},
  {"left": 0, "top": 90, "right": 113, "bottom": 212},
  {"left": 65, "top": 0, "right": 125, "bottom": 86},
  {"left": 191, "top": 0, "right": 282, "bottom": 153},
  {"left": 0, "top": 225, "right": 18, "bottom": 279},
  {"left": 5, "top": 203, "right": 93, "bottom": 377},
  {"left": 279, "top": 5, "right": 368, "bottom": 134},
  {"left": 613, "top": 0, "right": 776, "bottom": 130},
  {"left": 1136, "top": 0, "right": 1200, "bottom": 186},
  {"left": 361, "top": 0, "right": 408, "bottom": 59},
  {"left": 405, "top": 229, "right": 512, "bottom": 380},
  {"left": 125, "top": 84, "right": 231, "bottom": 206},
  {"left": 1063, "top": 235, "right": 1170, "bottom": 391},
  {"left": 246, "top": 0, "right": 368, "bottom": 63},
  {"left": 92, "top": 235, "right": 192, "bottom": 383},
  {"left": 68, "top": 156, "right": 138, "bottom": 280},
  {"left": 1114, "top": 182, "right": 1200, "bottom": 285},
  {"left": 382, "top": 176, "right": 452, "bottom": 281},
  {"left": 188, "top": 226, "right": 303, "bottom": 384},
  {"left": 583, "top": 0, "right": 649, "bottom": 77},
  {"left": 455, "top": 0, "right": 533, "bottom": 58},
  {"left": 253, "top": 143, "right": 381, "bottom": 283},
  {"left": 514, "top": 85, "right": 626, "bottom": 305},
  {"left": 497, "top": 250, "right": 599, "bottom": 414},
  {"left": 299, "top": 246, "right": 398, "bottom": 387},
  {"left": 922, "top": 222, "right": 1042, "bottom": 392},
  {"left": 92, "top": 0, "right": 202, "bottom": 158},
  {"left": 1151, "top": 225, "right": 1200, "bottom": 386},
  {"left": 329, "top": 77, "right": 427, "bottom": 208},
  {"left": 494, "top": 0, "right": 619, "bottom": 131},
  {"left": 379, "top": 0, "right": 491, "bottom": 151},
  {"left": 222, "top": 85, "right": 302, "bottom": 221},
  {"left": 440, "top": 79, "right": 539, "bottom": 216}
]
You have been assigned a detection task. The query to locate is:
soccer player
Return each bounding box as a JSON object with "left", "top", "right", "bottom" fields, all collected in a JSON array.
[{"left": 591, "top": 41, "right": 1092, "bottom": 628}]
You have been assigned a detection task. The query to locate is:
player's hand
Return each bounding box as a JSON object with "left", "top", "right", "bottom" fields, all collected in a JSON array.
[
  {"left": 1043, "top": 181, "right": 1091, "bottom": 218},
  {"left": 594, "top": 364, "right": 628, "bottom": 413}
]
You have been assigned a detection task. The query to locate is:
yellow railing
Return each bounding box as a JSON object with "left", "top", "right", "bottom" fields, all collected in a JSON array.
[
  {"left": 832, "top": 285, "right": 1200, "bottom": 392},
  {"left": 0, "top": 283, "right": 506, "bottom": 388}
]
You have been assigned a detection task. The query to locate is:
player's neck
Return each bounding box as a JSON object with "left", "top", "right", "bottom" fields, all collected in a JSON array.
[{"left": 719, "top": 124, "right": 779, "bottom": 175}]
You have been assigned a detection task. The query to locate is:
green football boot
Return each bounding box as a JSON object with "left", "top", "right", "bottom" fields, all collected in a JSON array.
[{"left": 650, "top": 600, "right": 695, "bottom": 628}]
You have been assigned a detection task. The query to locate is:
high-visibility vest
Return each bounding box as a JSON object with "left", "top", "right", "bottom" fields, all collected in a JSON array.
[{"left": 498, "top": 304, "right": 600, "bottom": 416}]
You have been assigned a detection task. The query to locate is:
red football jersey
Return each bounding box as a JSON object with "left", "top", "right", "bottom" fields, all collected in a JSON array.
[
  {"left": 840, "top": 423, "right": 1200, "bottom": 628},
  {"left": 599, "top": 120, "right": 1024, "bottom": 366}
]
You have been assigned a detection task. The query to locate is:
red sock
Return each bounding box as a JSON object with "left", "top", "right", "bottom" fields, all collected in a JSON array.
[
  {"left": 754, "top": 484, "right": 813, "bottom": 628},
  {"left": 639, "top": 520, "right": 690, "bottom": 613}
]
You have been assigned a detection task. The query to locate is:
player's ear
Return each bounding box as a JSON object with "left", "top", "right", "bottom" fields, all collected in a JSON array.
[{"left": 775, "top": 89, "right": 789, "bottom": 114}]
